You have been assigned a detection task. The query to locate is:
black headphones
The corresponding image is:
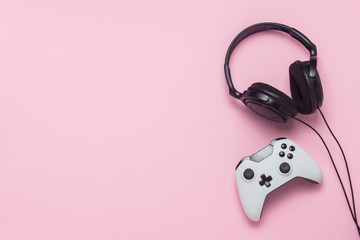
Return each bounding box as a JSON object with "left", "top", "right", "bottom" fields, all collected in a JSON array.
[{"left": 224, "top": 22, "right": 324, "bottom": 122}]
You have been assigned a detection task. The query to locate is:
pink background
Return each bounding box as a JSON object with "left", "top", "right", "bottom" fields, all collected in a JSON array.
[{"left": 0, "top": 0, "right": 359, "bottom": 239}]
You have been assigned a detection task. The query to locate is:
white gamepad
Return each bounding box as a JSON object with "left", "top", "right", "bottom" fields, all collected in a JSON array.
[{"left": 235, "top": 138, "right": 322, "bottom": 221}]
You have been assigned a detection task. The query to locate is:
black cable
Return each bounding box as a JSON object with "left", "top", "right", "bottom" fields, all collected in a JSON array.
[
  {"left": 293, "top": 116, "right": 360, "bottom": 235},
  {"left": 317, "top": 107, "right": 358, "bottom": 224}
]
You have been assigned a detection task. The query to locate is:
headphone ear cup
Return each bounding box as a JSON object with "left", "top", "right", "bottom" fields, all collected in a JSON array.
[
  {"left": 241, "top": 82, "right": 298, "bottom": 122},
  {"left": 289, "top": 61, "right": 321, "bottom": 114}
]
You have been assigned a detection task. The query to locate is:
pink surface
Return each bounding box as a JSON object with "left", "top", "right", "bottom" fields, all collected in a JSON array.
[{"left": 0, "top": 1, "right": 359, "bottom": 239}]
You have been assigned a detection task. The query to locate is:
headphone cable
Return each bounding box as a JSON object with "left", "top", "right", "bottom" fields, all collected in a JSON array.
[
  {"left": 317, "top": 108, "right": 358, "bottom": 223},
  {"left": 293, "top": 116, "right": 360, "bottom": 236}
]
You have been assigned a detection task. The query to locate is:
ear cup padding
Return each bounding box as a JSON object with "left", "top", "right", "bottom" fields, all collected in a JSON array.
[
  {"left": 289, "top": 61, "right": 322, "bottom": 114},
  {"left": 248, "top": 82, "right": 298, "bottom": 118}
]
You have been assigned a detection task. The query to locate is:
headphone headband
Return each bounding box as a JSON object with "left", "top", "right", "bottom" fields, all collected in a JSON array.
[{"left": 224, "top": 22, "right": 317, "bottom": 99}]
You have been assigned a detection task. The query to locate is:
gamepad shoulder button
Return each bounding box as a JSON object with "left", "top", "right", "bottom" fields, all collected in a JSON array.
[{"left": 270, "top": 137, "right": 286, "bottom": 145}]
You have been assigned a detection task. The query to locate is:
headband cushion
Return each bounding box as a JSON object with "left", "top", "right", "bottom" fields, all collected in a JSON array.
[
  {"left": 289, "top": 61, "right": 317, "bottom": 114},
  {"left": 248, "top": 82, "right": 298, "bottom": 117}
]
